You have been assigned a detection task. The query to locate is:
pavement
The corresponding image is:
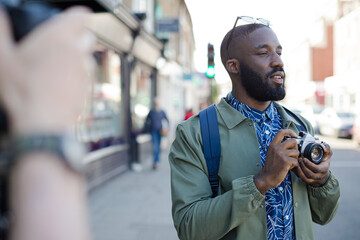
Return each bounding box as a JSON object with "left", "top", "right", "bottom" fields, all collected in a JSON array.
[{"left": 87, "top": 140, "right": 178, "bottom": 240}]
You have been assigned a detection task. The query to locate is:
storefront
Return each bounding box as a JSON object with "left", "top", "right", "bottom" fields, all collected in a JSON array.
[
  {"left": 29, "top": 0, "right": 164, "bottom": 188},
  {"left": 84, "top": 9, "right": 163, "bottom": 188}
]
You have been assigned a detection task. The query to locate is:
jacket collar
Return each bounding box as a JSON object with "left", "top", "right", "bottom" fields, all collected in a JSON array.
[
  {"left": 273, "top": 102, "right": 301, "bottom": 129},
  {"left": 216, "top": 98, "right": 299, "bottom": 130},
  {"left": 216, "top": 98, "right": 248, "bottom": 129}
]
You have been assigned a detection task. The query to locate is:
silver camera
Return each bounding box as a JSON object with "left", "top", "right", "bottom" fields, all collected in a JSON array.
[{"left": 283, "top": 132, "right": 324, "bottom": 164}]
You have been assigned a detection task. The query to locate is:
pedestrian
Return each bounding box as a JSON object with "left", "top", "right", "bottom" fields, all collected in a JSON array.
[
  {"left": 144, "top": 97, "right": 169, "bottom": 169},
  {"left": 0, "top": 5, "right": 94, "bottom": 240},
  {"left": 169, "top": 17, "right": 340, "bottom": 240},
  {"left": 184, "top": 108, "right": 194, "bottom": 121}
]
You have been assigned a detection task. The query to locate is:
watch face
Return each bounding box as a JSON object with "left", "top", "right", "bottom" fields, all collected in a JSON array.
[{"left": 61, "top": 135, "right": 87, "bottom": 172}]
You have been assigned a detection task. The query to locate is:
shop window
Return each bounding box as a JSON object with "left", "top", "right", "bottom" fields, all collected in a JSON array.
[{"left": 76, "top": 44, "right": 124, "bottom": 151}]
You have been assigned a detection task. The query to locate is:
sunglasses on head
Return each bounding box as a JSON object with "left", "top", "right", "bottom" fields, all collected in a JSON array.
[{"left": 226, "top": 16, "right": 271, "bottom": 59}]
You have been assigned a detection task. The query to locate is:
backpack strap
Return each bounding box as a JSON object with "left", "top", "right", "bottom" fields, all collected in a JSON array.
[
  {"left": 283, "top": 107, "right": 307, "bottom": 132},
  {"left": 199, "top": 105, "right": 221, "bottom": 198}
]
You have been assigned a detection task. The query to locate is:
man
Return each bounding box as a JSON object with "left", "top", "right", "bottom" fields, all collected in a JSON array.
[
  {"left": 0, "top": 5, "right": 94, "bottom": 240},
  {"left": 145, "top": 97, "right": 169, "bottom": 169},
  {"left": 169, "top": 18, "right": 340, "bottom": 240}
]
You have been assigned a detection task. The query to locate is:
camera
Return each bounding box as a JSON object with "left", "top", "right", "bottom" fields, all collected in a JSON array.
[{"left": 283, "top": 131, "right": 325, "bottom": 164}]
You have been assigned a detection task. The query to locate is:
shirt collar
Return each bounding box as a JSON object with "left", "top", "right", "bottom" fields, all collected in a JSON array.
[{"left": 228, "top": 92, "right": 276, "bottom": 123}]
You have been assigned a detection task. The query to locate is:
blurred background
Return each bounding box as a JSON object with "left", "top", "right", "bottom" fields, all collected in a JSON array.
[
  {"left": 36, "top": 0, "right": 360, "bottom": 184},
  {"left": 15, "top": 0, "right": 360, "bottom": 239}
]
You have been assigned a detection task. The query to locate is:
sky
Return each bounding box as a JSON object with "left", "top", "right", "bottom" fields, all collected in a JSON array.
[{"left": 185, "top": 0, "right": 338, "bottom": 84}]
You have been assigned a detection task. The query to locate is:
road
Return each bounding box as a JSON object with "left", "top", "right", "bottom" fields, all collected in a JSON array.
[{"left": 313, "top": 136, "right": 360, "bottom": 240}]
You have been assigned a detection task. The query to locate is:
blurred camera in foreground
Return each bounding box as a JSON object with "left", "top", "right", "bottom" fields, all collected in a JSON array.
[{"left": 283, "top": 131, "right": 325, "bottom": 164}]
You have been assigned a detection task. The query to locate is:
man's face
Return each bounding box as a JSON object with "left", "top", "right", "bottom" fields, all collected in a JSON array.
[
  {"left": 240, "top": 61, "right": 286, "bottom": 101},
  {"left": 234, "top": 27, "right": 286, "bottom": 101}
]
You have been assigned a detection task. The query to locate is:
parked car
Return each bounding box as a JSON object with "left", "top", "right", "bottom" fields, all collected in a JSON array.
[{"left": 317, "top": 108, "right": 355, "bottom": 138}]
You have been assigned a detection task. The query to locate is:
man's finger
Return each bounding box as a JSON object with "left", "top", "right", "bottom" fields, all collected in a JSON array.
[
  {"left": 301, "top": 157, "right": 329, "bottom": 175},
  {"left": 272, "top": 129, "right": 297, "bottom": 144},
  {"left": 320, "top": 142, "right": 333, "bottom": 159},
  {"left": 292, "top": 165, "right": 311, "bottom": 184},
  {"left": 0, "top": 6, "right": 14, "bottom": 58},
  {"left": 63, "top": 6, "right": 91, "bottom": 15},
  {"left": 60, "top": 6, "right": 92, "bottom": 32},
  {"left": 282, "top": 138, "right": 298, "bottom": 150}
]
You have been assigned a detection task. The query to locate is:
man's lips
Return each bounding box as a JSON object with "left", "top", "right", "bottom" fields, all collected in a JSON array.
[{"left": 269, "top": 71, "right": 284, "bottom": 84}]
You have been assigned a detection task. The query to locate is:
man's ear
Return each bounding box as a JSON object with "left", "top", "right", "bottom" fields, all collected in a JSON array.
[{"left": 226, "top": 58, "right": 240, "bottom": 74}]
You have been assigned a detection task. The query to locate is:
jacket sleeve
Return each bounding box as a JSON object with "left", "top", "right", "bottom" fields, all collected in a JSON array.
[
  {"left": 294, "top": 113, "right": 341, "bottom": 225},
  {"left": 169, "top": 123, "right": 265, "bottom": 240},
  {"left": 307, "top": 171, "right": 340, "bottom": 225}
]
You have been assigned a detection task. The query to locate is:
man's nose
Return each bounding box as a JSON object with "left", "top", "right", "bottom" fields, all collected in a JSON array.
[{"left": 270, "top": 52, "right": 284, "bottom": 68}]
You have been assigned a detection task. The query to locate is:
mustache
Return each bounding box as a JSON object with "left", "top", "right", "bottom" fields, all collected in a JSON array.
[{"left": 265, "top": 67, "right": 285, "bottom": 79}]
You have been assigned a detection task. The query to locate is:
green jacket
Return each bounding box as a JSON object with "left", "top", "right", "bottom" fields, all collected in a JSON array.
[{"left": 169, "top": 98, "right": 340, "bottom": 240}]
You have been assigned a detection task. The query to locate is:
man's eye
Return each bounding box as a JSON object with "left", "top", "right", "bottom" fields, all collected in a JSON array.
[{"left": 258, "top": 52, "right": 267, "bottom": 56}]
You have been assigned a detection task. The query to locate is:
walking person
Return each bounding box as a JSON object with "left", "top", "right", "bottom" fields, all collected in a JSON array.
[
  {"left": 145, "top": 97, "right": 169, "bottom": 169},
  {"left": 169, "top": 17, "right": 340, "bottom": 240}
]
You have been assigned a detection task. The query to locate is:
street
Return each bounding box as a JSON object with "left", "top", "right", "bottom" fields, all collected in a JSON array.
[
  {"left": 313, "top": 136, "right": 360, "bottom": 240},
  {"left": 88, "top": 136, "right": 360, "bottom": 240}
]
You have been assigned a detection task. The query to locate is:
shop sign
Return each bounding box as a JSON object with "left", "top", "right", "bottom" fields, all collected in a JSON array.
[{"left": 157, "top": 18, "right": 179, "bottom": 33}]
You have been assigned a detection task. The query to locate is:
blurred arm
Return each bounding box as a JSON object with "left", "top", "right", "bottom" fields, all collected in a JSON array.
[{"left": 9, "top": 153, "right": 91, "bottom": 240}]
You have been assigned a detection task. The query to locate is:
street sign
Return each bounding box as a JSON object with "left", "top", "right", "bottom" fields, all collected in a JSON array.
[{"left": 157, "top": 18, "right": 179, "bottom": 33}]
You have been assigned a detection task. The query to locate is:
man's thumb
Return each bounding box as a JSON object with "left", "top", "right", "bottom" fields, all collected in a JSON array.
[{"left": 0, "top": 6, "right": 13, "bottom": 54}]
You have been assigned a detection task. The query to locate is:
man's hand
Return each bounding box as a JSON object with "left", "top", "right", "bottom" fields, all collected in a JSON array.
[
  {"left": 254, "top": 129, "right": 300, "bottom": 195},
  {"left": 292, "top": 142, "right": 332, "bottom": 187},
  {"left": 0, "top": 6, "right": 95, "bottom": 135}
]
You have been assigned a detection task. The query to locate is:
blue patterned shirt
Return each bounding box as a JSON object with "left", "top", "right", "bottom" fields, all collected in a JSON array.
[{"left": 228, "top": 93, "right": 295, "bottom": 240}]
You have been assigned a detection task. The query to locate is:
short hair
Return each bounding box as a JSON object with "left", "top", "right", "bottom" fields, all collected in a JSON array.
[{"left": 220, "top": 24, "right": 269, "bottom": 67}]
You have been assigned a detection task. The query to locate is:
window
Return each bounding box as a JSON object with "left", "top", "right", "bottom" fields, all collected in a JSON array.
[
  {"left": 130, "top": 62, "right": 152, "bottom": 133},
  {"left": 76, "top": 44, "right": 124, "bottom": 151}
]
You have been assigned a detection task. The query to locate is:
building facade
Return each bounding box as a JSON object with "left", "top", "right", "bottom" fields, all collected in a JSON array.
[
  {"left": 284, "top": 0, "right": 360, "bottom": 114},
  {"left": 36, "top": 0, "right": 197, "bottom": 189}
]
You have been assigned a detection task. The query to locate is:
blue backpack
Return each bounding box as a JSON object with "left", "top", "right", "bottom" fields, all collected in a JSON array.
[{"left": 199, "top": 104, "right": 306, "bottom": 198}]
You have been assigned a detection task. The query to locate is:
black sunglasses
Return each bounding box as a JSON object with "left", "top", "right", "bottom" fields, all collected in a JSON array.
[{"left": 226, "top": 16, "right": 271, "bottom": 59}]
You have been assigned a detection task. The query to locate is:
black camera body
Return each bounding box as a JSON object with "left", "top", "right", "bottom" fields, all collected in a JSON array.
[
  {"left": 3, "top": 2, "right": 60, "bottom": 41},
  {"left": 283, "top": 131, "right": 324, "bottom": 164}
]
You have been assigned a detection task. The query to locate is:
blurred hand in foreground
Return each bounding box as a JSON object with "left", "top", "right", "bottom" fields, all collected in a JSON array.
[{"left": 0, "top": 6, "right": 95, "bottom": 135}]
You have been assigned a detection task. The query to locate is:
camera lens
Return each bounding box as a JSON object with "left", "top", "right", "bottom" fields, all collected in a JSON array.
[{"left": 303, "top": 143, "right": 324, "bottom": 164}]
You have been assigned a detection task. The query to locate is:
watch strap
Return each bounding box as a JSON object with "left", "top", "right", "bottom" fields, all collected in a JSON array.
[{"left": 11, "top": 134, "right": 85, "bottom": 173}]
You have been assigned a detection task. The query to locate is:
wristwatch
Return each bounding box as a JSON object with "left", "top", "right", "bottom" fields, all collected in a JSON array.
[{"left": 11, "top": 134, "right": 87, "bottom": 173}]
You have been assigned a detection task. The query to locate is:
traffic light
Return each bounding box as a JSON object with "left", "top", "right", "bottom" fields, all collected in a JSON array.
[{"left": 205, "top": 43, "right": 215, "bottom": 78}]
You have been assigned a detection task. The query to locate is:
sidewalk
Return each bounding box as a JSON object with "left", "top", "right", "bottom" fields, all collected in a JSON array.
[{"left": 88, "top": 142, "right": 178, "bottom": 240}]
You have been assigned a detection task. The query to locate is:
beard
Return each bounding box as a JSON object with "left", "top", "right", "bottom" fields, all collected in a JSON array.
[{"left": 239, "top": 62, "right": 286, "bottom": 101}]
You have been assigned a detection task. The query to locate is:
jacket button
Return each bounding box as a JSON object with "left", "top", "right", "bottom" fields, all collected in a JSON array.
[
  {"left": 256, "top": 163, "right": 260, "bottom": 167},
  {"left": 260, "top": 205, "right": 264, "bottom": 208},
  {"left": 295, "top": 202, "right": 298, "bottom": 208},
  {"left": 248, "top": 122, "right": 252, "bottom": 126}
]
